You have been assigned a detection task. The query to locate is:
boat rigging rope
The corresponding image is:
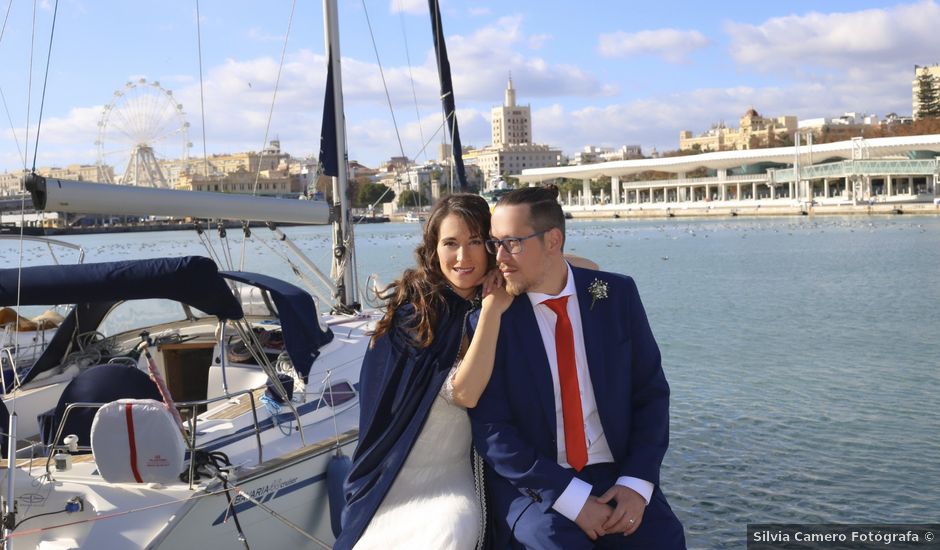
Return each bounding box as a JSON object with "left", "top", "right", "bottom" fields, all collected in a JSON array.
[
  {"left": 2, "top": 461, "right": 332, "bottom": 547},
  {"left": 398, "top": 0, "right": 426, "bottom": 162},
  {"left": 194, "top": 0, "right": 211, "bottom": 182},
  {"left": 2, "top": 486, "right": 233, "bottom": 541},
  {"left": 239, "top": 0, "right": 296, "bottom": 271},
  {"left": 0, "top": 0, "right": 12, "bottom": 44},
  {"left": 359, "top": 0, "right": 445, "bottom": 213},
  {"left": 228, "top": 485, "right": 331, "bottom": 549},
  {"left": 0, "top": 49, "right": 32, "bottom": 418},
  {"left": 249, "top": 0, "right": 295, "bottom": 200},
  {"left": 187, "top": 450, "right": 251, "bottom": 549},
  {"left": 0, "top": 88, "right": 24, "bottom": 167},
  {"left": 361, "top": 0, "right": 457, "bottom": 180},
  {"left": 217, "top": 223, "right": 235, "bottom": 271},
  {"left": 23, "top": 0, "right": 36, "bottom": 169},
  {"left": 28, "top": 0, "right": 59, "bottom": 174},
  {"left": 194, "top": 222, "right": 226, "bottom": 268},
  {"left": 4, "top": 0, "right": 62, "bottom": 470},
  {"left": 0, "top": 0, "right": 25, "bottom": 167},
  {"left": 359, "top": 0, "right": 406, "bottom": 163}
]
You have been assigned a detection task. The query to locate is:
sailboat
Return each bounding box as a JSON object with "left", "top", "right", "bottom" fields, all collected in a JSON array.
[
  {"left": 0, "top": 0, "right": 470, "bottom": 546},
  {"left": 0, "top": 236, "right": 83, "bottom": 392},
  {"left": 0, "top": 254, "right": 370, "bottom": 548}
]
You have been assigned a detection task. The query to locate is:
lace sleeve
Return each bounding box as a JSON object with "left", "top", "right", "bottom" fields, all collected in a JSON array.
[{"left": 439, "top": 360, "right": 462, "bottom": 404}]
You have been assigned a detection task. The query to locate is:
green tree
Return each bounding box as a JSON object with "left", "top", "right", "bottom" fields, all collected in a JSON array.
[
  {"left": 355, "top": 182, "right": 395, "bottom": 208},
  {"left": 397, "top": 189, "right": 427, "bottom": 208},
  {"left": 916, "top": 72, "right": 940, "bottom": 118},
  {"left": 553, "top": 177, "right": 611, "bottom": 202}
]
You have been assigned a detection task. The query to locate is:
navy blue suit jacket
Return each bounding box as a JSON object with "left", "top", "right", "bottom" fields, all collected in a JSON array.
[{"left": 469, "top": 266, "right": 671, "bottom": 537}]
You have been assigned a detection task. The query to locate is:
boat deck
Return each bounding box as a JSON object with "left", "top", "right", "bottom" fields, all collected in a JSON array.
[
  {"left": 1, "top": 452, "right": 95, "bottom": 469},
  {"left": 201, "top": 387, "right": 267, "bottom": 421}
]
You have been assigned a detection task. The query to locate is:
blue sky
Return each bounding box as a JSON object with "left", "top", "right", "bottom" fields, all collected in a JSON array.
[{"left": 0, "top": 0, "right": 937, "bottom": 174}]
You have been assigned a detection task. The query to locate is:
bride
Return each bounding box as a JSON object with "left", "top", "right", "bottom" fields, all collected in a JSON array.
[{"left": 336, "top": 193, "right": 511, "bottom": 550}]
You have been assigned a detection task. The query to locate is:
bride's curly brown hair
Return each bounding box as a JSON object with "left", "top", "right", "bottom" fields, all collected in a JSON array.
[{"left": 372, "top": 193, "right": 495, "bottom": 348}]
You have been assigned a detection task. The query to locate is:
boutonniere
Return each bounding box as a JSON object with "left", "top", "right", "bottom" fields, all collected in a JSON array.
[{"left": 588, "top": 279, "right": 608, "bottom": 310}]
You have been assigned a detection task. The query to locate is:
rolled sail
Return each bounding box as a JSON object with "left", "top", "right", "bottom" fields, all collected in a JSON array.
[{"left": 25, "top": 175, "right": 330, "bottom": 225}]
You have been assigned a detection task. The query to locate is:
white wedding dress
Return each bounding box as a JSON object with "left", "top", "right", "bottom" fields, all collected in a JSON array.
[{"left": 354, "top": 366, "right": 482, "bottom": 549}]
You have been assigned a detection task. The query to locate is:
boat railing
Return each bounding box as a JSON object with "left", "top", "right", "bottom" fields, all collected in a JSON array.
[
  {"left": 175, "top": 388, "right": 264, "bottom": 488},
  {"left": 44, "top": 388, "right": 265, "bottom": 485},
  {"left": 0, "top": 234, "right": 85, "bottom": 265},
  {"left": 0, "top": 346, "right": 23, "bottom": 393}
]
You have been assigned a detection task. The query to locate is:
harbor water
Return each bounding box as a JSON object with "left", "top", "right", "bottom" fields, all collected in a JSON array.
[{"left": 2, "top": 214, "right": 938, "bottom": 548}]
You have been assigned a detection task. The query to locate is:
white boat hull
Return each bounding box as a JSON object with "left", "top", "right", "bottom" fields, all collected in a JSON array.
[
  {"left": 0, "top": 431, "right": 358, "bottom": 549},
  {"left": 0, "top": 312, "right": 374, "bottom": 549},
  {"left": 154, "top": 433, "right": 357, "bottom": 549}
]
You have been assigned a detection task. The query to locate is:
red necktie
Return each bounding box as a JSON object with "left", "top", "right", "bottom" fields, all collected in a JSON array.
[{"left": 543, "top": 296, "right": 587, "bottom": 471}]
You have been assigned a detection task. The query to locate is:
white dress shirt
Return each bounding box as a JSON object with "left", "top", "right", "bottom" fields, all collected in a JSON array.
[{"left": 526, "top": 263, "right": 654, "bottom": 522}]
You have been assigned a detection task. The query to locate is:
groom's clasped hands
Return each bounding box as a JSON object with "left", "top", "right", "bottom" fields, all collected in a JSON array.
[{"left": 576, "top": 485, "right": 646, "bottom": 541}]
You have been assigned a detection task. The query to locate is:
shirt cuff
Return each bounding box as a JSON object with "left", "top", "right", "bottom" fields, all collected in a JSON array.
[
  {"left": 616, "top": 476, "right": 654, "bottom": 505},
  {"left": 550, "top": 477, "right": 593, "bottom": 522}
]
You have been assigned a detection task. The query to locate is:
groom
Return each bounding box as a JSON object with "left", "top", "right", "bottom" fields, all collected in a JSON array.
[{"left": 469, "top": 186, "right": 685, "bottom": 549}]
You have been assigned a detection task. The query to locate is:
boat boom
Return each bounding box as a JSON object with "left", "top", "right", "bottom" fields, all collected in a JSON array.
[{"left": 24, "top": 174, "right": 331, "bottom": 225}]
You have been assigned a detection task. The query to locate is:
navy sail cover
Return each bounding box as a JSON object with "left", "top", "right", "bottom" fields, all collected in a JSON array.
[
  {"left": 3, "top": 257, "right": 333, "bottom": 382},
  {"left": 0, "top": 256, "right": 243, "bottom": 319},
  {"left": 222, "top": 271, "right": 333, "bottom": 379}
]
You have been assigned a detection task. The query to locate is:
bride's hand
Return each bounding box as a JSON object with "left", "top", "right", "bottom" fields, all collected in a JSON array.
[{"left": 481, "top": 269, "right": 513, "bottom": 314}]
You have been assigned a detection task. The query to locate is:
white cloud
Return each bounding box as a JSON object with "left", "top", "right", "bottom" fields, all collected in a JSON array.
[
  {"left": 528, "top": 33, "right": 551, "bottom": 50},
  {"left": 444, "top": 16, "right": 612, "bottom": 101},
  {"left": 7, "top": 106, "right": 102, "bottom": 169},
  {"left": 726, "top": 0, "right": 940, "bottom": 71},
  {"left": 531, "top": 74, "right": 914, "bottom": 160},
  {"left": 597, "top": 29, "right": 710, "bottom": 63},
  {"left": 0, "top": 8, "right": 623, "bottom": 172},
  {"left": 468, "top": 7, "right": 492, "bottom": 17},
  {"left": 347, "top": 107, "right": 491, "bottom": 165},
  {"left": 390, "top": 0, "right": 426, "bottom": 15},
  {"left": 247, "top": 27, "right": 285, "bottom": 43}
]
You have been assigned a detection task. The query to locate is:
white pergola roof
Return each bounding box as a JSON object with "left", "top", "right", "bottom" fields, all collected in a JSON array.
[{"left": 516, "top": 134, "right": 940, "bottom": 183}]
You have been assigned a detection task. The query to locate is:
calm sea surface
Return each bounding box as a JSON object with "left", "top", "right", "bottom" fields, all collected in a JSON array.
[{"left": 3, "top": 214, "right": 939, "bottom": 548}]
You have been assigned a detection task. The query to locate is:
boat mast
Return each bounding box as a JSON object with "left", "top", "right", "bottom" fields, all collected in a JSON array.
[
  {"left": 428, "top": 0, "right": 467, "bottom": 191},
  {"left": 322, "top": 0, "right": 358, "bottom": 310}
]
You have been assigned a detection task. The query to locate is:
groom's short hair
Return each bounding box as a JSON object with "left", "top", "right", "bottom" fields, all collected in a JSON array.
[{"left": 497, "top": 185, "right": 565, "bottom": 249}]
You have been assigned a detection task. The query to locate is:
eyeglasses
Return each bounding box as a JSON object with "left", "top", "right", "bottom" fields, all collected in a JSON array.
[{"left": 485, "top": 229, "right": 548, "bottom": 255}]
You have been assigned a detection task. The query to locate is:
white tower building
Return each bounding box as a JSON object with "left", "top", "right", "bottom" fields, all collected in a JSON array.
[{"left": 491, "top": 77, "right": 532, "bottom": 146}]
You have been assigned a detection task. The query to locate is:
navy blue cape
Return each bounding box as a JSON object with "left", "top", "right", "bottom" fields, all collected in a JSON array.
[{"left": 335, "top": 288, "right": 478, "bottom": 550}]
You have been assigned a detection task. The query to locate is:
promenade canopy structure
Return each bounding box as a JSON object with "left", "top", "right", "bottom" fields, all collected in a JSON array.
[{"left": 516, "top": 135, "right": 940, "bottom": 206}]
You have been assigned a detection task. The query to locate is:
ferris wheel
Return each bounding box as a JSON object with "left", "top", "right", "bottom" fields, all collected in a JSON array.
[{"left": 95, "top": 78, "right": 192, "bottom": 187}]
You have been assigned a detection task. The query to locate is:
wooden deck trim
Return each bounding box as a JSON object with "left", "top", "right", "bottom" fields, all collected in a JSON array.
[{"left": 201, "top": 387, "right": 267, "bottom": 420}]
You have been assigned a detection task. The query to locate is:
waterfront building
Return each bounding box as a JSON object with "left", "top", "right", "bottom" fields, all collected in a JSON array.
[
  {"left": 515, "top": 135, "right": 940, "bottom": 209},
  {"left": 491, "top": 77, "right": 531, "bottom": 147},
  {"left": 573, "top": 145, "right": 643, "bottom": 165},
  {"left": 149, "top": 139, "right": 290, "bottom": 188},
  {"left": 883, "top": 112, "right": 914, "bottom": 126},
  {"left": 680, "top": 109, "right": 798, "bottom": 152},
  {"left": 462, "top": 78, "right": 562, "bottom": 189},
  {"left": 177, "top": 167, "right": 296, "bottom": 196},
  {"left": 173, "top": 141, "right": 298, "bottom": 196},
  {"left": 0, "top": 170, "right": 25, "bottom": 196},
  {"left": 0, "top": 164, "right": 115, "bottom": 196},
  {"left": 799, "top": 112, "right": 880, "bottom": 138}
]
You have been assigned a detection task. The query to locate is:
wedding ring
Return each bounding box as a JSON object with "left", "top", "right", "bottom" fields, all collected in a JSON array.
[{"left": 629, "top": 519, "right": 635, "bottom": 524}]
